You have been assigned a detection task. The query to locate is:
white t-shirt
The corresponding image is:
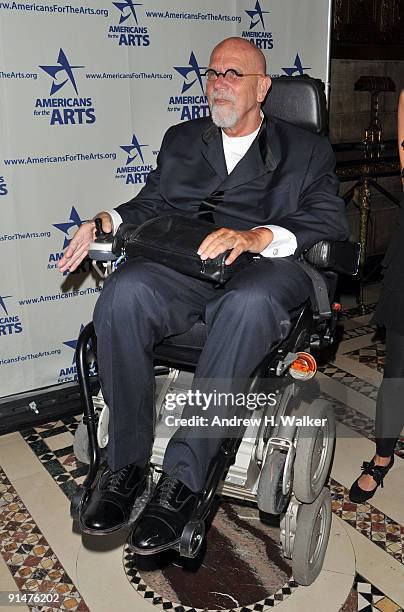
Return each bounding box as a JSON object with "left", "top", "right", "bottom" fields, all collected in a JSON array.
[{"left": 222, "top": 125, "right": 261, "bottom": 174}]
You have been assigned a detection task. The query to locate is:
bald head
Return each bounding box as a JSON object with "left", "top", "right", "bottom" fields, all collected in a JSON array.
[
  {"left": 210, "top": 37, "right": 267, "bottom": 75},
  {"left": 206, "top": 36, "right": 271, "bottom": 136}
]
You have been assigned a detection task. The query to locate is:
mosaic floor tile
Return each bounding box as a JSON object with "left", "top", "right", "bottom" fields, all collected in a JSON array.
[
  {"left": 318, "top": 364, "right": 380, "bottom": 400},
  {"left": 343, "top": 325, "right": 378, "bottom": 340},
  {"left": 345, "top": 344, "right": 386, "bottom": 374},
  {"left": 20, "top": 419, "right": 83, "bottom": 501},
  {"left": 354, "top": 574, "right": 402, "bottom": 611},
  {"left": 46, "top": 433, "right": 76, "bottom": 452},
  {"left": 40, "top": 425, "right": 70, "bottom": 439},
  {"left": 330, "top": 480, "right": 404, "bottom": 565},
  {"left": 0, "top": 466, "right": 89, "bottom": 610},
  {"left": 54, "top": 446, "right": 76, "bottom": 459},
  {"left": 330, "top": 396, "right": 376, "bottom": 438}
]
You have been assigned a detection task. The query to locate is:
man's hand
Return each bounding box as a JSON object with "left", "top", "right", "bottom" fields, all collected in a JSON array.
[
  {"left": 57, "top": 212, "right": 113, "bottom": 273},
  {"left": 197, "top": 227, "right": 273, "bottom": 265}
]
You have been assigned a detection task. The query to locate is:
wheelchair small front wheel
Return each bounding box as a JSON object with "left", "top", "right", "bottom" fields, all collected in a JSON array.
[
  {"left": 293, "top": 399, "right": 335, "bottom": 504},
  {"left": 257, "top": 451, "right": 291, "bottom": 515},
  {"left": 73, "top": 421, "right": 90, "bottom": 465},
  {"left": 179, "top": 520, "right": 205, "bottom": 558},
  {"left": 291, "top": 487, "right": 332, "bottom": 586}
]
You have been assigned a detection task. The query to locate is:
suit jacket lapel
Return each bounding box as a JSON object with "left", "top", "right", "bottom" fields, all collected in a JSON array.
[
  {"left": 220, "top": 117, "right": 279, "bottom": 190},
  {"left": 201, "top": 123, "right": 228, "bottom": 181},
  {"left": 201, "top": 115, "right": 280, "bottom": 191}
]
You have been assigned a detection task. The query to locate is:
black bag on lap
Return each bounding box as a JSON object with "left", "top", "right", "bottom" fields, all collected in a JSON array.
[
  {"left": 112, "top": 214, "right": 255, "bottom": 284},
  {"left": 112, "top": 214, "right": 360, "bottom": 284}
]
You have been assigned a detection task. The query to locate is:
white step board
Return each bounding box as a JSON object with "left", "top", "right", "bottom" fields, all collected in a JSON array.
[{"left": 152, "top": 369, "right": 262, "bottom": 499}]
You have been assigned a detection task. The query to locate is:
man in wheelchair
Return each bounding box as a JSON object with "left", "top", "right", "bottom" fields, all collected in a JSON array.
[{"left": 58, "top": 37, "right": 349, "bottom": 556}]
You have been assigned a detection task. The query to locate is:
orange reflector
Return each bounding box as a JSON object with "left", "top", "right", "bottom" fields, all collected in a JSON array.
[{"left": 289, "top": 352, "right": 317, "bottom": 380}]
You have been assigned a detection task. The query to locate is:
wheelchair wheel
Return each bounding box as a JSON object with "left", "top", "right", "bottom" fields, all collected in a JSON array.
[
  {"left": 257, "top": 451, "right": 291, "bottom": 515},
  {"left": 179, "top": 520, "right": 205, "bottom": 558},
  {"left": 291, "top": 487, "right": 332, "bottom": 586},
  {"left": 293, "top": 399, "right": 335, "bottom": 504},
  {"left": 73, "top": 420, "right": 90, "bottom": 465}
]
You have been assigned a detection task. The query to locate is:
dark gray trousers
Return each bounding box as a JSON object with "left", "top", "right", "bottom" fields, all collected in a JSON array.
[
  {"left": 93, "top": 256, "right": 312, "bottom": 492},
  {"left": 375, "top": 329, "right": 404, "bottom": 457}
]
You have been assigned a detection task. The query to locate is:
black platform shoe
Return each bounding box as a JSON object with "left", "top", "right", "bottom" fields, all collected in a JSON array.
[
  {"left": 349, "top": 455, "right": 394, "bottom": 503},
  {"left": 130, "top": 472, "right": 199, "bottom": 555},
  {"left": 80, "top": 462, "right": 149, "bottom": 534}
]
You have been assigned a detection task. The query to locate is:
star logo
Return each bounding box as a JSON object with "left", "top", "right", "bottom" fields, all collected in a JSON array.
[
  {"left": 245, "top": 0, "right": 269, "bottom": 30},
  {"left": 53, "top": 206, "right": 83, "bottom": 249},
  {"left": 39, "top": 49, "right": 84, "bottom": 97},
  {"left": 63, "top": 324, "right": 85, "bottom": 365},
  {"left": 112, "top": 0, "right": 142, "bottom": 24},
  {"left": 282, "top": 53, "right": 311, "bottom": 77},
  {"left": 120, "top": 134, "right": 148, "bottom": 165},
  {"left": 0, "top": 295, "right": 12, "bottom": 316},
  {"left": 174, "top": 51, "right": 206, "bottom": 94}
]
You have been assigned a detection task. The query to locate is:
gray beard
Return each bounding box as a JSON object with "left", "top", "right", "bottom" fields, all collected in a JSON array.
[{"left": 210, "top": 104, "right": 240, "bottom": 129}]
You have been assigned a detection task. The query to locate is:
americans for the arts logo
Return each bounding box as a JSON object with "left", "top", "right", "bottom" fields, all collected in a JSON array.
[
  {"left": 35, "top": 49, "right": 96, "bottom": 125},
  {"left": 108, "top": 0, "right": 150, "bottom": 46},
  {"left": 167, "top": 52, "right": 209, "bottom": 121},
  {"left": 115, "top": 133, "right": 153, "bottom": 185},
  {"left": 242, "top": 1, "right": 273, "bottom": 50}
]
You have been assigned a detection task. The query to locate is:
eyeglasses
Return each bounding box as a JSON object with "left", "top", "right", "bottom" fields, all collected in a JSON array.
[{"left": 203, "top": 68, "right": 264, "bottom": 83}]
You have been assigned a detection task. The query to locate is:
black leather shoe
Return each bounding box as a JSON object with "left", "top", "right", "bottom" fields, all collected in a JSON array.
[
  {"left": 130, "top": 472, "right": 199, "bottom": 555},
  {"left": 349, "top": 455, "right": 394, "bottom": 503},
  {"left": 80, "top": 462, "right": 149, "bottom": 534}
]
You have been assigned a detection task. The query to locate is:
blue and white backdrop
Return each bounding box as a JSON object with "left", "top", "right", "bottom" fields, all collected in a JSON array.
[{"left": 0, "top": 0, "right": 332, "bottom": 397}]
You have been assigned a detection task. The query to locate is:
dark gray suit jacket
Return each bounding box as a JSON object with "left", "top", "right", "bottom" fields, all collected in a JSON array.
[{"left": 116, "top": 115, "right": 349, "bottom": 257}]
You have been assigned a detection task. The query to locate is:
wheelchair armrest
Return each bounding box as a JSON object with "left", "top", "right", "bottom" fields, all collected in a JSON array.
[
  {"left": 304, "top": 240, "right": 361, "bottom": 276},
  {"left": 112, "top": 222, "right": 139, "bottom": 256}
]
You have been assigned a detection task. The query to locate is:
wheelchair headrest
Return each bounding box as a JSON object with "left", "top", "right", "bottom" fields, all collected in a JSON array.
[{"left": 262, "top": 75, "right": 328, "bottom": 136}]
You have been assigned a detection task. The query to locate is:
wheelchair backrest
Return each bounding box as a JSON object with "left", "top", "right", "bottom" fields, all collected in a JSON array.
[{"left": 262, "top": 75, "right": 328, "bottom": 136}]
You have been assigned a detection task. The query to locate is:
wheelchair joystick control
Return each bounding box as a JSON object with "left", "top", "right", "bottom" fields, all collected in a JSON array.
[
  {"left": 94, "top": 217, "right": 105, "bottom": 238},
  {"left": 88, "top": 217, "right": 117, "bottom": 262}
]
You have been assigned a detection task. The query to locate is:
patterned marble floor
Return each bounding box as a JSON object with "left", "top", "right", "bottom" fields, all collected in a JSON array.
[{"left": 1, "top": 286, "right": 404, "bottom": 611}]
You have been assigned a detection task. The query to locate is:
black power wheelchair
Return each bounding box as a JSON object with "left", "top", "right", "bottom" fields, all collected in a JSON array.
[{"left": 70, "top": 76, "right": 359, "bottom": 586}]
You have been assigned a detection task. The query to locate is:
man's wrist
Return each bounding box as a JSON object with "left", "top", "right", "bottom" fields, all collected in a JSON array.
[{"left": 250, "top": 227, "right": 273, "bottom": 251}]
